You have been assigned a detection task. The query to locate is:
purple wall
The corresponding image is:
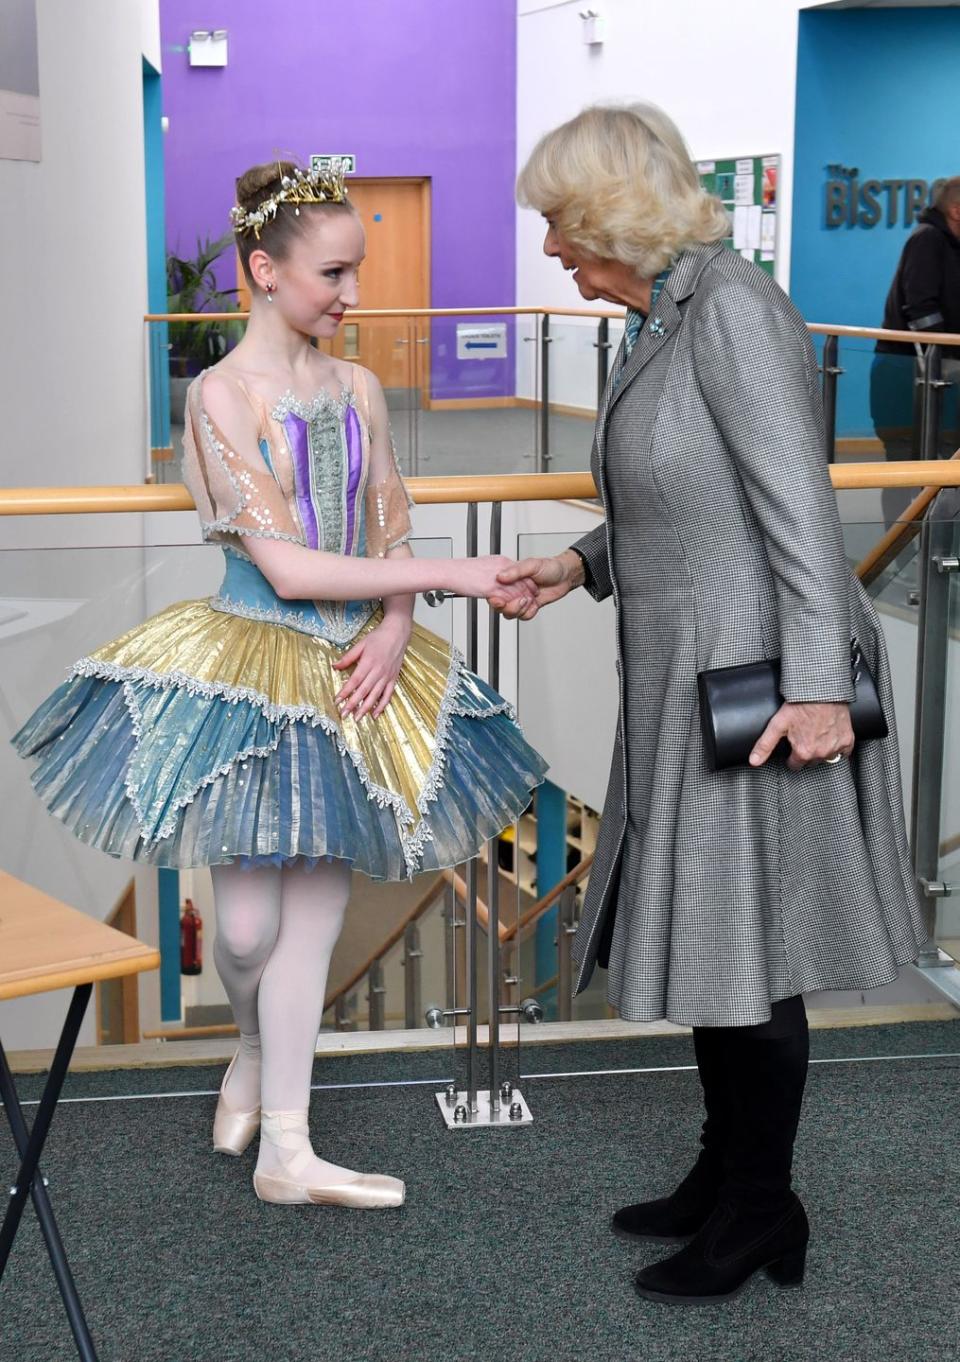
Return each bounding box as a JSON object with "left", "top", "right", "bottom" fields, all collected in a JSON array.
[{"left": 159, "top": 0, "right": 517, "bottom": 398}]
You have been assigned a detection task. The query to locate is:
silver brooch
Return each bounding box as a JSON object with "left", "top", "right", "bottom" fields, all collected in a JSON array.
[{"left": 649, "top": 317, "right": 666, "bottom": 337}]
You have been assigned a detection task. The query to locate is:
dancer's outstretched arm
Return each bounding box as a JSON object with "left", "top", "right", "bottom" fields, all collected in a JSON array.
[{"left": 202, "top": 370, "right": 536, "bottom": 605}]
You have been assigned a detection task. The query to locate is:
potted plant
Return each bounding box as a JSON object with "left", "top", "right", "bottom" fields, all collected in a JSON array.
[{"left": 166, "top": 232, "right": 245, "bottom": 422}]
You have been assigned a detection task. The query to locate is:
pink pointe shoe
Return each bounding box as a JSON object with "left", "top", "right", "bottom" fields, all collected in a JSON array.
[
  {"left": 252, "top": 1112, "right": 405, "bottom": 1208},
  {"left": 212, "top": 1052, "right": 261, "bottom": 1156},
  {"left": 253, "top": 1168, "right": 406, "bottom": 1208}
]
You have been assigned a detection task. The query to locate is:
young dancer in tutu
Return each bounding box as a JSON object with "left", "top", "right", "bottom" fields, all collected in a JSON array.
[{"left": 14, "top": 160, "right": 546, "bottom": 1208}]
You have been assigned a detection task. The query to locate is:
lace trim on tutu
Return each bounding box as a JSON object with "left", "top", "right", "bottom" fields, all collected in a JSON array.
[
  {"left": 71, "top": 647, "right": 502, "bottom": 877},
  {"left": 71, "top": 655, "right": 352, "bottom": 728}
]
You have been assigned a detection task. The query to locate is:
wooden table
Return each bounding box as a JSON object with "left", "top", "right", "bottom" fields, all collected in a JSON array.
[{"left": 0, "top": 871, "right": 160, "bottom": 1362}]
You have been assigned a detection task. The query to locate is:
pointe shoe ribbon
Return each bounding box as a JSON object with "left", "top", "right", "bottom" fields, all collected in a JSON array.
[
  {"left": 253, "top": 1111, "right": 405, "bottom": 1208},
  {"left": 212, "top": 1051, "right": 261, "bottom": 1157}
]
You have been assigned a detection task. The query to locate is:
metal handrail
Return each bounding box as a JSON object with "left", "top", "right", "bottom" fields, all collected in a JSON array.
[
  {"left": 144, "top": 308, "right": 960, "bottom": 348},
  {"left": 4, "top": 462, "right": 960, "bottom": 520}
]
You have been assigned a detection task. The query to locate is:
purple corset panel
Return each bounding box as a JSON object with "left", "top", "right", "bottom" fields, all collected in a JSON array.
[
  {"left": 343, "top": 402, "right": 363, "bottom": 555},
  {"left": 282, "top": 410, "right": 320, "bottom": 550},
  {"left": 281, "top": 399, "right": 365, "bottom": 555}
]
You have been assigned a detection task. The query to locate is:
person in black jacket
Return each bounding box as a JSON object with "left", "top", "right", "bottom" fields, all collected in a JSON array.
[{"left": 871, "top": 178, "right": 960, "bottom": 523}]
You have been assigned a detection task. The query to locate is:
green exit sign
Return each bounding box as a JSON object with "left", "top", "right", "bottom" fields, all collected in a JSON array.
[{"left": 310, "top": 154, "right": 356, "bottom": 175}]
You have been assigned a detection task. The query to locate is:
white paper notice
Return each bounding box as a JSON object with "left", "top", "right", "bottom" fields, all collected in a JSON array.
[
  {"left": 736, "top": 158, "right": 754, "bottom": 175},
  {"left": 734, "top": 174, "right": 754, "bottom": 206},
  {"left": 760, "top": 251, "right": 775, "bottom": 262},
  {"left": 761, "top": 212, "right": 777, "bottom": 252},
  {"left": 740, "top": 248, "right": 754, "bottom": 261},
  {"left": 733, "top": 205, "right": 749, "bottom": 250},
  {"left": 697, "top": 160, "right": 715, "bottom": 174},
  {"left": 746, "top": 205, "right": 763, "bottom": 251}
]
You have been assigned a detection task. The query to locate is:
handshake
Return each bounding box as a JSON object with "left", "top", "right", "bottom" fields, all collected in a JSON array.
[{"left": 446, "top": 548, "right": 586, "bottom": 622}]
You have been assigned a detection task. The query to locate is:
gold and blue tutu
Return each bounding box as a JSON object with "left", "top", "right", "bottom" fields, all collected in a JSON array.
[{"left": 13, "top": 553, "right": 546, "bottom": 880}]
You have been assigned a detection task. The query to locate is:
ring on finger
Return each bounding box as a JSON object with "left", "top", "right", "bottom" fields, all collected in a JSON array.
[{"left": 824, "top": 753, "right": 842, "bottom": 765}]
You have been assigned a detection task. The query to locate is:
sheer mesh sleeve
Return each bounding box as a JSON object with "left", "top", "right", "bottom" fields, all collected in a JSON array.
[
  {"left": 181, "top": 376, "right": 301, "bottom": 544},
  {"left": 353, "top": 366, "right": 414, "bottom": 559}
]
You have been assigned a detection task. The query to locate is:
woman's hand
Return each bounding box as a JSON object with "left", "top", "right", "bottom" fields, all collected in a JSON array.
[
  {"left": 490, "top": 549, "right": 585, "bottom": 621},
  {"left": 447, "top": 555, "right": 539, "bottom": 605},
  {"left": 749, "top": 701, "right": 855, "bottom": 772},
  {"left": 333, "top": 615, "right": 412, "bottom": 720}
]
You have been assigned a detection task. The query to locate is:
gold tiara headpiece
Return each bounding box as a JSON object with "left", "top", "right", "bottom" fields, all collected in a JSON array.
[{"left": 230, "top": 162, "right": 349, "bottom": 239}]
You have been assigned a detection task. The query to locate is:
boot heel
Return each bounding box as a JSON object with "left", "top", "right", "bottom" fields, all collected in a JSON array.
[{"left": 766, "top": 1246, "right": 807, "bottom": 1287}]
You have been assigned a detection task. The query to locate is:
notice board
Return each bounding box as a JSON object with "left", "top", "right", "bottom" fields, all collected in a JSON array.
[{"left": 696, "top": 154, "right": 779, "bottom": 277}]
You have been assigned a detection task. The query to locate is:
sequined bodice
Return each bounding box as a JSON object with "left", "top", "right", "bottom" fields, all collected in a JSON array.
[{"left": 182, "top": 366, "right": 413, "bottom": 647}]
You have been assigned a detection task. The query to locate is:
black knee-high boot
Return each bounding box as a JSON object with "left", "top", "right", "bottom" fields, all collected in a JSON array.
[
  {"left": 612, "top": 1025, "right": 728, "bottom": 1241},
  {"left": 634, "top": 997, "right": 810, "bottom": 1303}
]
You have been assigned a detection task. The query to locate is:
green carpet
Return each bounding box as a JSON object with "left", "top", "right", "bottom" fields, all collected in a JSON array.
[{"left": 2, "top": 1024, "right": 959, "bottom": 1361}]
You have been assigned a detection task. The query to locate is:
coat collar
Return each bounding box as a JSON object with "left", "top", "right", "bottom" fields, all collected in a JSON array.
[{"left": 596, "top": 242, "right": 726, "bottom": 442}]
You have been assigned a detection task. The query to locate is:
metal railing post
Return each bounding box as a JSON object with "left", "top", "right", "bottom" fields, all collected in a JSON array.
[
  {"left": 433, "top": 501, "right": 533, "bottom": 1128},
  {"left": 556, "top": 884, "right": 579, "bottom": 1023},
  {"left": 414, "top": 317, "right": 430, "bottom": 473},
  {"left": 402, "top": 922, "right": 423, "bottom": 1031},
  {"left": 486, "top": 501, "right": 503, "bottom": 1110},
  {"left": 464, "top": 502, "right": 480, "bottom": 1110},
  {"left": 594, "top": 317, "right": 611, "bottom": 408},
  {"left": 820, "top": 333, "right": 842, "bottom": 464},
  {"left": 920, "top": 344, "right": 945, "bottom": 461},
  {"left": 910, "top": 516, "right": 956, "bottom": 964},
  {"left": 443, "top": 881, "right": 458, "bottom": 1018},
  {"left": 539, "top": 314, "right": 553, "bottom": 472},
  {"left": 367, "top": 959, "right": 386, "bottom": 1031}
]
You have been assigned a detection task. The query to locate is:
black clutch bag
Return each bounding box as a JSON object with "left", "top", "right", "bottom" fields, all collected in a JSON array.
[{"left": 697, "top": 641, "right": 888, "bottom": 771}]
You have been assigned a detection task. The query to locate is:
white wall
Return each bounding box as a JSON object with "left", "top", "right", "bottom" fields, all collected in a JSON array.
[
  {"left": 0, "top": 0, "right": 158, "bottom": 544},
  {"left": 0, "top": 0, "right": 161, "bottom": 1052}
]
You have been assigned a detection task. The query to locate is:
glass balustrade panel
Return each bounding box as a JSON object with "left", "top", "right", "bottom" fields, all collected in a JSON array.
[
  {"left": 544, "top": 317, "right": 615, "bottom": 476},
  {"left": 931, "top": 518, "right": 960, "bottom": 965},
  {"left": 413, "top": 311, "right": 539, "bottom": 477},
  {"left": 0, "top": 535, "right": 462, "bottom": 1048}
]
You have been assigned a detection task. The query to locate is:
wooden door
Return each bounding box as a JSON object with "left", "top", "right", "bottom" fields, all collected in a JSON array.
[
  {"left": 235, "top": 177, "right": 431, "bottom": 398},
  {"left": 333, "top": 178, "right": 430, "bottom": 400}
]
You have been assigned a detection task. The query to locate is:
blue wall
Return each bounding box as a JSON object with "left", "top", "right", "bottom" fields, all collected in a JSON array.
[{"left": 791, "top": 8, "right": 960, "bottom": 438}]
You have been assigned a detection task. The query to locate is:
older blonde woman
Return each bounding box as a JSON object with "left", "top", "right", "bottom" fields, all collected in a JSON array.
[{"left": 496, "top": 105, "right": 927, "bottom": 1306}]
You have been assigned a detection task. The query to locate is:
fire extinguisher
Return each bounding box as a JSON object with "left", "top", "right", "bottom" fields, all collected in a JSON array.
[{"left": 180, "top": 898, "right": 203, "bottom": 975}]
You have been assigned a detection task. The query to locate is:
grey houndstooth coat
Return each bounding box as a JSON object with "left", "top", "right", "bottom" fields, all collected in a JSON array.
[{"left": 571, "top": 243, "right": 928, "bottom": 1027}]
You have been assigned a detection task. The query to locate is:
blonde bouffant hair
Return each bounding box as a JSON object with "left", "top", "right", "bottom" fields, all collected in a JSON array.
[{"left": 517, "top": 103, "right": 730, "bottom": 278}]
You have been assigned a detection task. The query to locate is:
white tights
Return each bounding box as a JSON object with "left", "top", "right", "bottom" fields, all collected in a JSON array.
[{"left": 211, "top": 860, "right": 361, "bottom": 1184}]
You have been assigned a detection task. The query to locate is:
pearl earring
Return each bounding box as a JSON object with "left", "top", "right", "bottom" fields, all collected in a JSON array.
[{"left": 265, "top": 282, "right": 276, "bottom": 303}]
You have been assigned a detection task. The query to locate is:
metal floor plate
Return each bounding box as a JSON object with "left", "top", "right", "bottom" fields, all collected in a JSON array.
[{"left": 435, "top": 1087, "right": 533, "bottom": 1129}]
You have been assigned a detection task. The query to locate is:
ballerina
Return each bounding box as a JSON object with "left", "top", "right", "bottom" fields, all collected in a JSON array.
[{"left": 14, "top": 159, "right": 547, "bottom": 1208}]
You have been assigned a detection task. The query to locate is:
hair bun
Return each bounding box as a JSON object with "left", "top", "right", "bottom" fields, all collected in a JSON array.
[{"left": 235, "top": 160, "right": 300, "bottom": 213}]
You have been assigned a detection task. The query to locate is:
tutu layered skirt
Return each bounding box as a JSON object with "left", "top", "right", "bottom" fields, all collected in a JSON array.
[{"left": 13, "top": 593, "right": 547, "bottom": 881}]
